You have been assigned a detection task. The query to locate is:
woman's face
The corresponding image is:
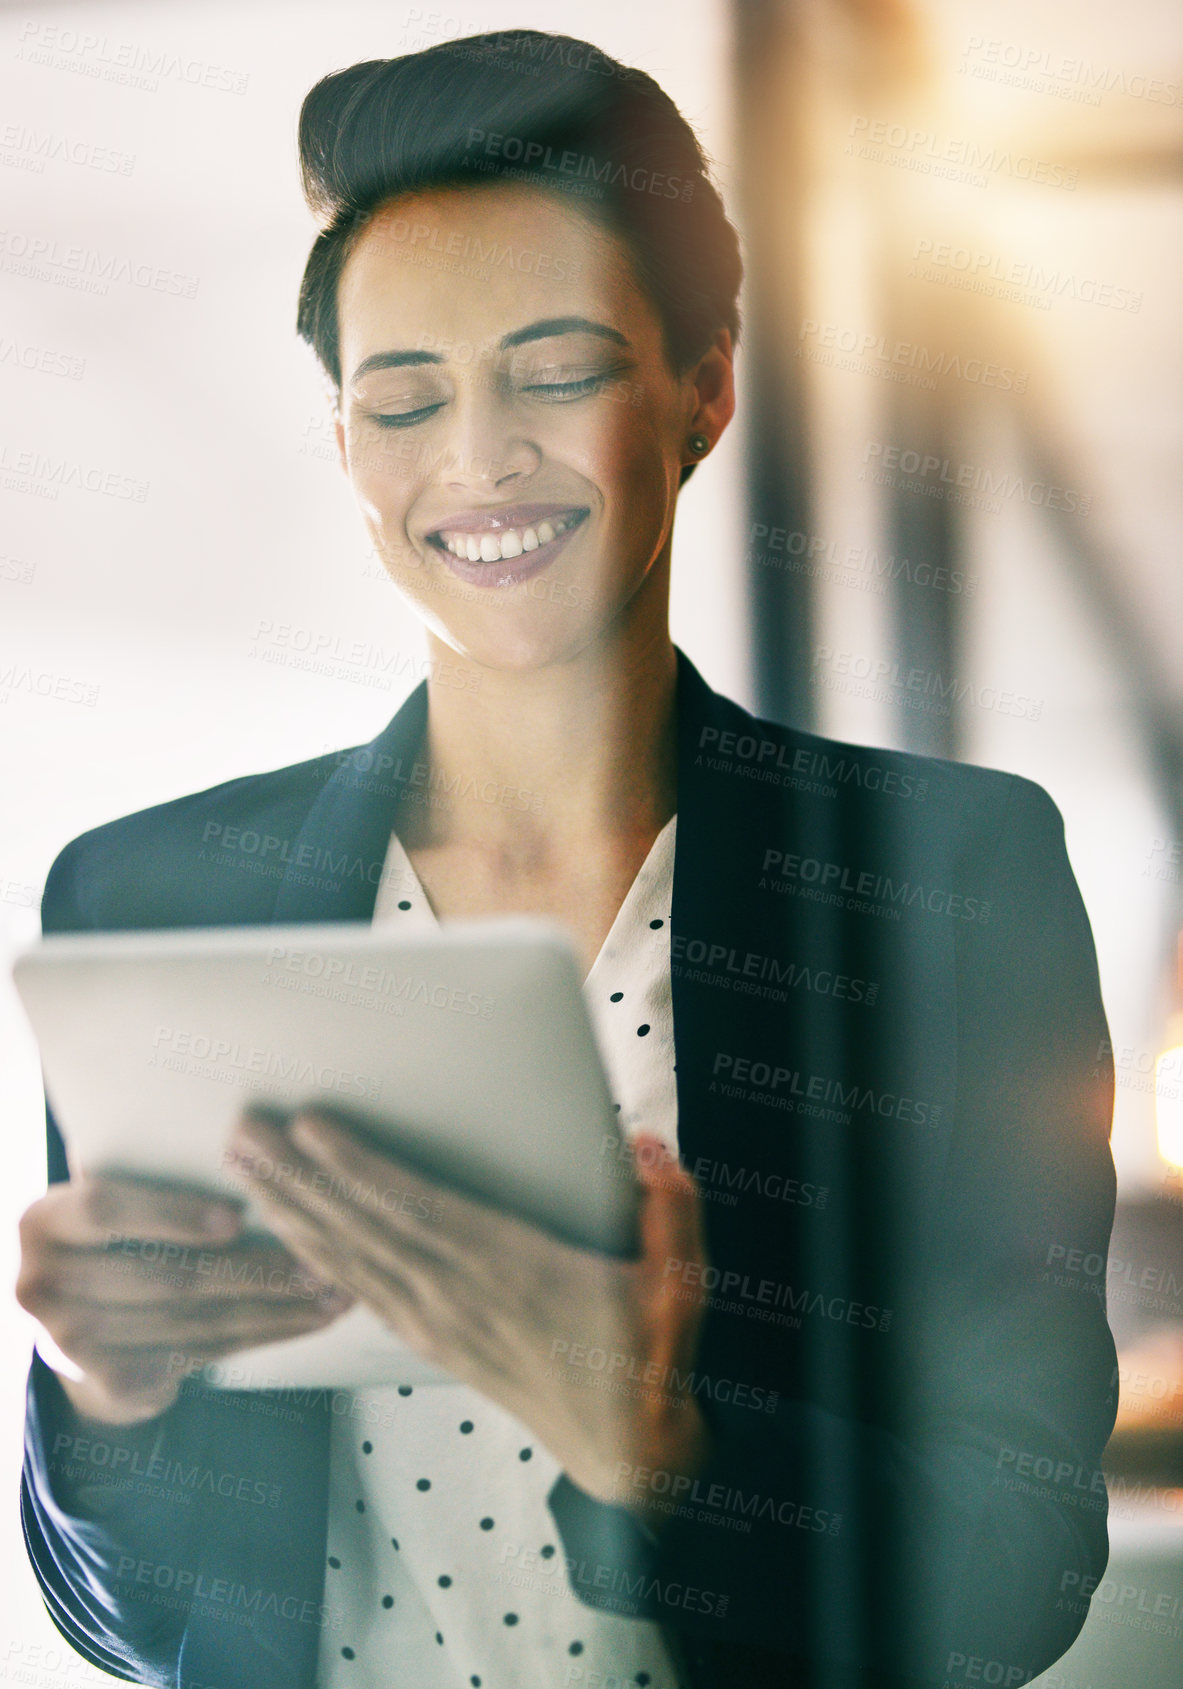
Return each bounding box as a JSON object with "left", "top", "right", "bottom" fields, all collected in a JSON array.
[{"left": 333, "top": 181, "right": 731, "bottom": 671}]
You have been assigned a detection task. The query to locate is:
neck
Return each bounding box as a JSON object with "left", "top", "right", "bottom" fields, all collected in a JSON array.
[{"left": 404, "top": 620, "right": 679, "bottom": 869}]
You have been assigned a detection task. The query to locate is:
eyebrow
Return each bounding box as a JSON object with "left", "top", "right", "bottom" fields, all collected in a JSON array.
[
  {"left": 501, "top": 315, "right": 629, "bottom": 351},
  {"left": 348, "top": 316, "right": 630, "bottom": 384}
]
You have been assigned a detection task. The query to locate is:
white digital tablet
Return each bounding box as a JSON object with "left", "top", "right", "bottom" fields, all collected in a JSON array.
[{"left": 12, "top": 919, "right": 640, "bottom": 1391}]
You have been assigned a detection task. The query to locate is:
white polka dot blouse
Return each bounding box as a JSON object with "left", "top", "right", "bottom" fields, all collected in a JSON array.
[{"left": 316, "top": 814, "right": 682, "bottom": 1689}]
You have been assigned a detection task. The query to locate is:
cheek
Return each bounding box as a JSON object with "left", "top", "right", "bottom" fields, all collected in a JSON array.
[
  {"left": 346, "top": 426, "right": 419, "bottom": 517},
  {"left": 599, "top": 408, "right": 678, "bottom": 539},
  {"left": 346, "top": 431, "right": 427, "bottom": 565}
]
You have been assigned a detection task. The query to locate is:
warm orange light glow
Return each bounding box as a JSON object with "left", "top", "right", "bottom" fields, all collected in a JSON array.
[{"left": 1155, "top": 1043, "right": 1183, "bottom": 1168}]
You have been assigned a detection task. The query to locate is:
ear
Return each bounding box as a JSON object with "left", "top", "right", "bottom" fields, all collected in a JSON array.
[{"left": 683, "top": 327, "right": 736, "bottom": 468}]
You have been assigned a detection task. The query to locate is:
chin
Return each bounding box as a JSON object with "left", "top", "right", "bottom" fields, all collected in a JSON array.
[{"left": 448, "top": 623, "right": 589, "bottom": 675}]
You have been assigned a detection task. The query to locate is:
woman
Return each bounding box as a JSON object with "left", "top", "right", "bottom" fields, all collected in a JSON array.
[{"left": 17, "top": 29, "right": 1118, "bottom": 1689}]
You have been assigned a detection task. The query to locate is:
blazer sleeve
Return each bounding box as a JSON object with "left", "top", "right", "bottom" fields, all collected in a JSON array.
[
  {"left": 22, "top": 1349, "right": 205, "bottom": 1686},
  {"left": 19, "top": 837, "right": 218, "bottom": 1683},
  {"left": 19, "top": 841, "right": 329, "bottom": 1689},
  {"left": 546, "top": 775, "right": 1119, "bottom": 1686}
]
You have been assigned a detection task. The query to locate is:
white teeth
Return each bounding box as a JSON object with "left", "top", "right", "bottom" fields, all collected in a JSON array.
[{"left": 437, "top": 511, "right": 581, "bottom": 562}]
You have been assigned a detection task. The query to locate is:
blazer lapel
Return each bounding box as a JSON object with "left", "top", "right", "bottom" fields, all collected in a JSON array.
[{"left": 270, "top": 679, "right": 429, "bottom": 924}]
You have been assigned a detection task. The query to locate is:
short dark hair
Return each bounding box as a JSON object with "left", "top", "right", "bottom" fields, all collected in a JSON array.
[{"left": 296, "top": 30, "right": 743, "bottom": 483}]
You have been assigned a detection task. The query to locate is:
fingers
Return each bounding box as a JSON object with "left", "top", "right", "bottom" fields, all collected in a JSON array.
[
  {"left": 51, "top": 1289, "right": 349, "bottom": 1359},
  {"left": 285, "top": 1108, "right": 565, "bottom": 1262},
  {"left": 60, "top": 1306, "right": 347, "bottom": 1423},
  {"left": 45, "top": 1287, "right": 352, "bottom": 1422},
  {"left": 230, "top": 1110, "right": 467, "bottom": 1272},
  {"left": 231, "top": 1113, "right": 504, "bottom": 1374},
  {"left": 19, "top": 1167, "right": 356, "bottom": 1427},
  {"left": 245, "top": 1169, "right": 430, "bottom": 1315},
  {"left": 27, "top": 1241, "right": 334, "bottom": 1308},
  {"left": 254, "top": 1190, "right": 456, "bottom": 1369},
  {"left": 632, "top": 1133, "right": 697, "bottom": 1198},
  {"left": 631, "top": 1133, "right": 709, "bottom": 1287},
  {"left": 24, "top": 1176, "right": 244, "bottom": 1250}
]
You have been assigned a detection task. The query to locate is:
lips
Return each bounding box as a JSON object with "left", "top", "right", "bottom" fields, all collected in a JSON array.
[{"left": 427, "top": 504, "right": 589, "bottom": 565}]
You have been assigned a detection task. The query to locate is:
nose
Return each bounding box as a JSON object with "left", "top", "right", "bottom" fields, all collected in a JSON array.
[{"left": 441, "top": 375, "right": 540, "bottom": 493}]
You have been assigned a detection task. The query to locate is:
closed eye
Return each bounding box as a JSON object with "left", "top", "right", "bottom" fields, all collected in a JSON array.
[
  {"left": 522, "top": 374, "right": 613, "bottom": 399},
  {"left": 369, "top": 403, "right": 445, "bottom": 430},
  {"left": 367, "top": 368, "right": 621, "bottom": 426}
]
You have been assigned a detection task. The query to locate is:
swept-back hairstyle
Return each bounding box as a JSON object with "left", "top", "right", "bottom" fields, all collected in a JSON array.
[{"left": 296, "top": 29, "right": 742, "bottom": 482}]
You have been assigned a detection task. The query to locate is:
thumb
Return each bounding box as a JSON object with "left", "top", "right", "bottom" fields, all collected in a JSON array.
[{"left": 631, "top": 1133, "right": 707, "bottom": 1274}]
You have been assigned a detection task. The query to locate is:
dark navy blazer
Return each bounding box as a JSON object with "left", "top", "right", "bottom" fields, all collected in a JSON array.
[{"left": 21, "top": 647, "right": 1119, "bottom": 1689}]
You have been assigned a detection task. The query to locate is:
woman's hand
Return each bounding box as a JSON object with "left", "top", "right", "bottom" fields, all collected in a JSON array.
[
  {"left": 227, "top": 1106, "right": 713, "bottom": 1516},
  {"left": 16, "top": 1174, "right": 355, "bottom": 1426}
]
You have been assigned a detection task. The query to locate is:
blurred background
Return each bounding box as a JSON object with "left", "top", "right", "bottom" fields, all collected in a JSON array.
[{"left": 1, "top": 0, "right": 1180, "bottom": 1683}]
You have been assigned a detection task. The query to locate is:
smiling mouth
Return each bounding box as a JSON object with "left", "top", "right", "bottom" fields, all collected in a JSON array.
[{"left": 428, "top": 508, "right": 588, "bottom": 564}]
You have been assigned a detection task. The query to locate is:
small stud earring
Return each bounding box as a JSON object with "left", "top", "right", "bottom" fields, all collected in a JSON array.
[{"left": 688, "top": 432, "right": 709, "bottom": 455}]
